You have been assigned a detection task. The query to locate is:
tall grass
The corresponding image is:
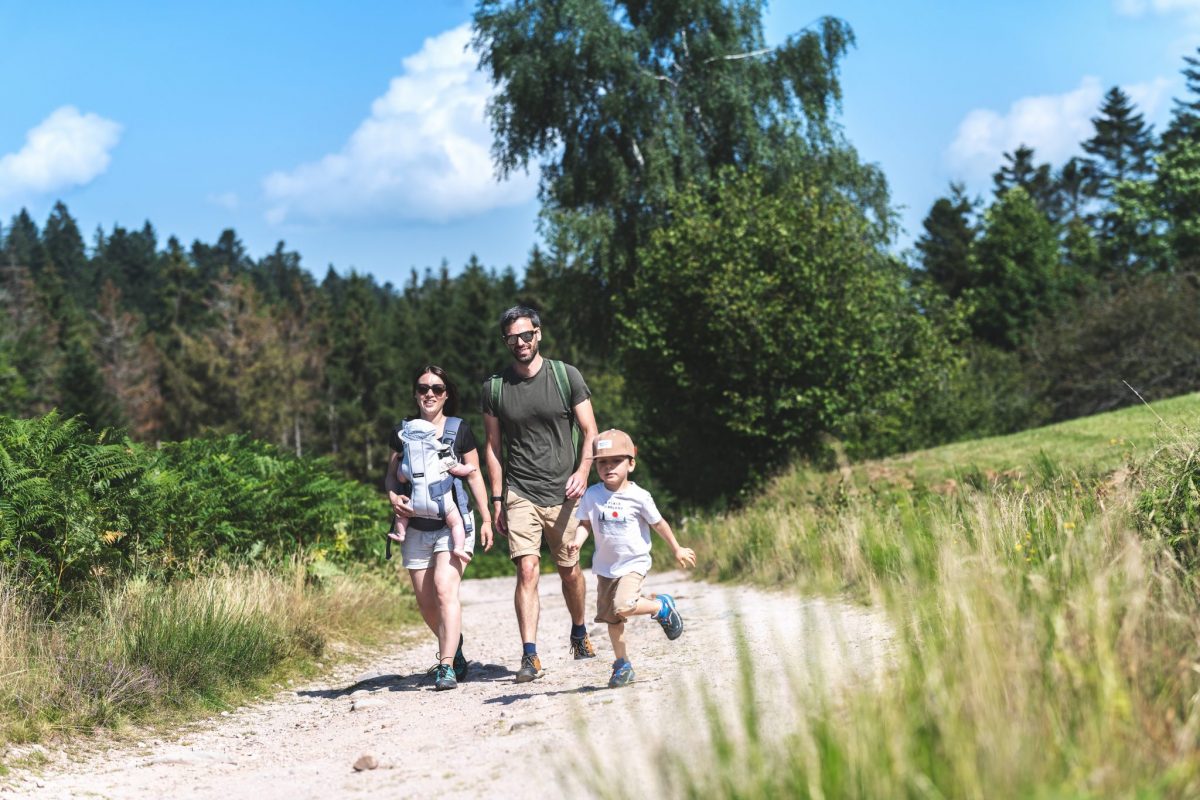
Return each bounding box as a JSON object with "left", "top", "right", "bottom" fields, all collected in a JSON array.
[
  {"left": 603, "top": 432, "right": 1200, "bottom": 797},
  {"left": 0, "top": 564, "right": 415, "bottom": 745}
]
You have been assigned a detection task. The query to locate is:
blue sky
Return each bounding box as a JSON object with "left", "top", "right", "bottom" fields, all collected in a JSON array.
[{"left": 1, "top": 1, "right": 1197, "bottom": 288}]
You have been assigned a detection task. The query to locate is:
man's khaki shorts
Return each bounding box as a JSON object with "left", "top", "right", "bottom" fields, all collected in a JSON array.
[
  {"left": 504, "top": 490, "right": 578, "bottom": 566},
  {"left": 595, "top": 572, "right": 646, "bottom": 624}
]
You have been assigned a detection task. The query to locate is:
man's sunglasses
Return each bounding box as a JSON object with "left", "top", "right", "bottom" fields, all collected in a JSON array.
[
  {"left": 503, "top": 329, "right": 538, "bottom": 347},
  {"left": 416, "top": 384, "right": 447, "bottom": 396}
]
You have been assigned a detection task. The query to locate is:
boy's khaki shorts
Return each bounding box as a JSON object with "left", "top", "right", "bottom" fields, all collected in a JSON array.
[
  {"left": 595, "top": 572, "right": 645, "bottom": 624},
  {"left": 504, "top": 490, "right": 578, "bottom": 566}
]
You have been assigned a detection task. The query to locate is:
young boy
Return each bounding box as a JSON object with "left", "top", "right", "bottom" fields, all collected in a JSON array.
[{"left": 567, "top": 429, "right": 696, "bottom": 688}]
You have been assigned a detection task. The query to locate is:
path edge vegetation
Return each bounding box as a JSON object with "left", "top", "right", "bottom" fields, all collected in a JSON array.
[{"left": 582, "top": 392, "right": 1200, "bottom": 798}]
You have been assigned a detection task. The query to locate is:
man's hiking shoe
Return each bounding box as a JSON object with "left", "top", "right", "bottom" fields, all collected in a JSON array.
[
  {"left": 453, "top": 634, "right": 469, "bottom": 682},
  {"left": 434, "top": 663, "right": 457, "bottom": 691},
  {"left": 655, "top": 594, "right": 684, "bottom": 640},
  {"left": 608, "top": 659, "right": 635, "bottom": 689},
  {"left": 515, "top": 653, "right": 544, "bottom": 683},
  {"left": 570, "top": 634, "right": 597, "bottom": 660}
]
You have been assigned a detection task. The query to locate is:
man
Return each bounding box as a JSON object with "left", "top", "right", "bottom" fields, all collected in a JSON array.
[{"left": 482, "top": 305, "right": 599, "bottom": 682}]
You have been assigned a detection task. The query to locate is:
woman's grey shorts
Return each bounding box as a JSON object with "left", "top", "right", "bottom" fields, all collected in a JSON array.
[{"left": 400, "top": 524, "right": 477, "bottom": 571}]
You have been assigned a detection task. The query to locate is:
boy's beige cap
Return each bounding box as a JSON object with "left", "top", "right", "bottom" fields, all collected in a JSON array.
[{"left": 593, "top": 429, "right": 636, "bottom": 459}]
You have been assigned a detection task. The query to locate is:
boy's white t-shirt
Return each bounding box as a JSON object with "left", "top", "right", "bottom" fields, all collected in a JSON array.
[{"left": 576, "top": 481, "right": 662, "bottom": 578}]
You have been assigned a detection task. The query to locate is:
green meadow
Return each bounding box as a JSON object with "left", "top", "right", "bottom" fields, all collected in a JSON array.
[{"left": 606, "top": 392, "right": 1200, "bottom": 798}]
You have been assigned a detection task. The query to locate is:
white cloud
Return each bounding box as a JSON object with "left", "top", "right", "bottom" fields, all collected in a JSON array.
[
  {"left": 1115, "top": 0, "right": 1200, "bottom": 17},
  {"left": 0, "top": 106, "right": 122, "bottom": 202},
  {"left": 264, "top": 24, "right": 536, "bottom": 225},
  {"left": 1128, "top": 76, "right": 1175, "bottom": 126},
  {"left": 946, "top": 75, "right": 1172, "bottom": 181}
]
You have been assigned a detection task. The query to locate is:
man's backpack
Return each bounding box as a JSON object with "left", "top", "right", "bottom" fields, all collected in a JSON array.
[{"left": 487, "top": 359, "right": 582, "bottom": 472}]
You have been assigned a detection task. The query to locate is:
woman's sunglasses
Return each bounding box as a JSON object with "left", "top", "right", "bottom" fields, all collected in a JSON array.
[
  {"left": 416, "top": 384, "right": 447, "bottom": 396},
  {"left": 503, "top": 329, "right": 538, "bottom": 347}
]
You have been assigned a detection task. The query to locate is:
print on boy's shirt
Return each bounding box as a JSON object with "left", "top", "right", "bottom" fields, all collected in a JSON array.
[{"left": 599, "top": 502, "right": 631, "bottom": 535}]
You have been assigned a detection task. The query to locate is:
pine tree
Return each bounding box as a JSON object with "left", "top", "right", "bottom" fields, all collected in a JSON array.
[
  {"left": 1082, "top": 87, "right": 1155, "bottom": 198},
  {"left": 992, "top": 145, "right": 1061, "bottom": 221},
  {"left": 3, "top": 210, "right": 43, "bottom": 270},
  {"left": 1164, "top": 48, "right": 1200, "bottom": 146},
  {"left": 42, "top": 202, "right": 89, "bottom": 302},
  {"left": 915, "top": 183, "right": 976, "bottom": 299},
  {"left": 968, "top": 187, "right": 1078, "bottom": 349}
]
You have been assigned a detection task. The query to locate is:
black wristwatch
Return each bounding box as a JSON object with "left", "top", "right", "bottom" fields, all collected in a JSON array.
[{"left": 491, "top": 496, "right": 503, "bottom": 503}]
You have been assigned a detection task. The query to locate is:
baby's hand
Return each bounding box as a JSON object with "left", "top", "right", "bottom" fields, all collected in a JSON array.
[
  {"left": 566, "top": 541, "right": 580, "bottom": 561},
  {"left": 674, "top": 546, "right": 697, "bottom": 570}
]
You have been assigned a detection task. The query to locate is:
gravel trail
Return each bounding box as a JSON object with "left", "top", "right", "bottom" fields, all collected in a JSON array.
[{"left": 8, "top": 571, "right": 894, "bottom": 799}]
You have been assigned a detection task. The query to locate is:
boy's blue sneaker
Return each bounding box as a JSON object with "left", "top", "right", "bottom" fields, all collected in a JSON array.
[
  {"left": 655, "top": 594, "right": 684, "bottom": 640},
  {"left": 608, "top": 659, "right": 635, "bottom": 688}
]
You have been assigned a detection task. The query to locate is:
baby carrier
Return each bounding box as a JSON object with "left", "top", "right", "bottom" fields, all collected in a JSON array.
[{"left": 386, "top": 417, "right": 474, "bottom": 561}]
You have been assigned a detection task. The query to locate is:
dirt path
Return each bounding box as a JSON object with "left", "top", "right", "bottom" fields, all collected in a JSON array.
[{"left": 8, "top": 571, "right": 894, "bottom": 799}]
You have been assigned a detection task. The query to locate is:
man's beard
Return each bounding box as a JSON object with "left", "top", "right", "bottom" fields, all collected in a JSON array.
[{"left": 515, "top": 342, "right": 539, "bottom": 364}]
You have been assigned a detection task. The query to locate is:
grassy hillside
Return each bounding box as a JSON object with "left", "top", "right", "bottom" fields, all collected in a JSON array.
[
  {"left": 635, "top": 392, "right": 1200, "bottom": 798},
  {"left": 848, "top": 391, "right": 1200, "bottom": 491}
]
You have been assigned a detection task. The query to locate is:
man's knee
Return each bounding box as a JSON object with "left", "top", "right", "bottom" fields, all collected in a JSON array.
[{"left": 516, "top": 555, "right": 541, "bottom": 584}]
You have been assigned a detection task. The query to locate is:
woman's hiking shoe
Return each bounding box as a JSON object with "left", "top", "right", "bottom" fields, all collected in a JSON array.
[
  {"left": 454, "top": 634, "right": 469, "bottom": 682},
  {"left": 569, "top": 634, "right": 597, "bottom": 659},
  {"left": 655, "top": 594, "right": 684, "bottom": 640},
  {"left": 608, "top": 659, "right": 635, "bottom": 688},
  {"left": 515, "top": 653, "right": 544, "bottom": 683},
  {"left": 434, "top": 663, "right": 457, "bottom": 691}
]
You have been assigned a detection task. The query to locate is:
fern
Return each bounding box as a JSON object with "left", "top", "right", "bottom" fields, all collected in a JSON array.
[{"left": 1, "top": 413, "right": 385, "bottom": 605}]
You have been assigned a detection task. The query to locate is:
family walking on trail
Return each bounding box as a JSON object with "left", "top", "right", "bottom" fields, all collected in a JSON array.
[{"left": 386, "top": 305, "right": 696, "bottom": 691}]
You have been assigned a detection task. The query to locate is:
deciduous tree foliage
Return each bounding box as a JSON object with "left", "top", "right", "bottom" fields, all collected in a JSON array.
[
  {"left": 623, "top": 169, "right": 956, "bottom": 500},
  {"left": 1025, "top": 273, "right": 1200, "bottom": 420},
  {"left": 472, "top": 0, "right": 878, "bottom": 349}
]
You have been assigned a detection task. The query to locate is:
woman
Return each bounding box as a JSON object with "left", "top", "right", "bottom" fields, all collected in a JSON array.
[{"left": 386, "top": 365, "right": 494, "bottom": 691}]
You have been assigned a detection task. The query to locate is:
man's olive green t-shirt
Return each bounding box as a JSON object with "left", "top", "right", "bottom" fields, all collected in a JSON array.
[{"left": 480, "top": 361, "right": 590, "bottom": 507}]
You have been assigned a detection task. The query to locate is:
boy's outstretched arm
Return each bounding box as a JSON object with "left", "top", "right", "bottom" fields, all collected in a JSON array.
[
  {"left": 567, "top": 519, "right": 591, "bottom": 562},
  {"left": 651, "top": 519, "right": 696, "bottom": 569}
]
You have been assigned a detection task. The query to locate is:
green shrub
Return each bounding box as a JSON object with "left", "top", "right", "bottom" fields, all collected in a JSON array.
[
  {"left": 0, "top": 413, "right": 387, "bottom": 604},
  {"left": 1134, "top": 433, "right": 1200, "bottom": 568}
]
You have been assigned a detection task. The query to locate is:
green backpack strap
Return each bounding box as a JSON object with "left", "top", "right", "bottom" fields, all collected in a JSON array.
[
  {"left": 488, "top": 373, "right": 503, "bottom": 415},
  {"left": 546, "top": 359, "right": 582, "bottom": 469},
  {"left": 487, "top": 373, "right": 509, "bottom": 497}
]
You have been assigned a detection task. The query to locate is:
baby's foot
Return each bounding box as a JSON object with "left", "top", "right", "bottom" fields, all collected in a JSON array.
[
  {"left": 387, "top": 531, "right": 406, "bottom": 543},
  {"left": 451, "top": 548, "right": 472, "bottom": 564}
]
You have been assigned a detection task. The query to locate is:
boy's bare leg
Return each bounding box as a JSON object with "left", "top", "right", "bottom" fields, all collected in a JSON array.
[
  {"left": 387, "top": 514, "right": 408, "bottom": 543},
  {"left": 607, "top": 621, "right": 628, "bottom": 662},
  {"left": 624, "top": 596, "right": 662, "bottom": 617},
  {"left": 514, "top": 554, "right": 541, "bottom": 645}
]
